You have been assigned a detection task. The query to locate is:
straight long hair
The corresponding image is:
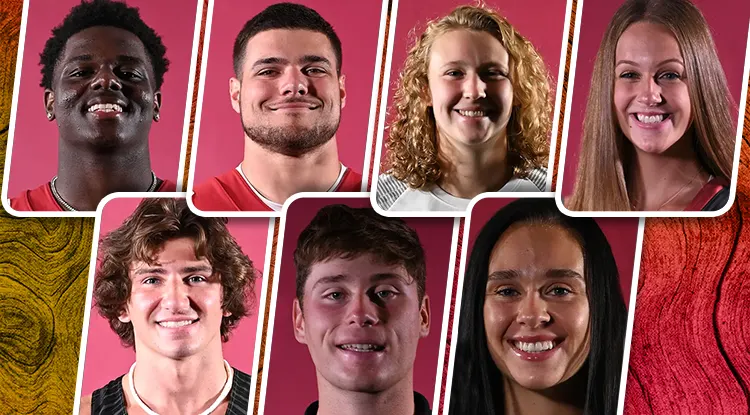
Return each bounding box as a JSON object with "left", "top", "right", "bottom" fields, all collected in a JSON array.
[
  {"left": 568, "top": 0, "right": 734, "bottom": 211},
  {"left": 448, "top": 199, "right": 627, "bottom": 414}
]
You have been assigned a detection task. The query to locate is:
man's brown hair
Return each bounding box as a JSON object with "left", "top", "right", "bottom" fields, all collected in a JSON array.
[
  {"left": 294, "top": 204, "right": 426, "bottom": 308},
  {"left": 94, "top": 198, "right": 256, "bottom": 347}
]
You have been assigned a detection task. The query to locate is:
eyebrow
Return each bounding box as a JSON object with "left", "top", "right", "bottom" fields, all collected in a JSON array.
[
  {"left": 440, "top": 60, "right": 508, "bottom": 69},
  {"left": 251, "top": 55, "right": 332, "bottom": 68},
  {"left": 487, "top": 269, "right": 584, "bottom": 281},
  {"left": 311, "top": 272, "right": 409, "bottom": 291},
  {"left": 615, "top": 58, "right": 684, "bottom": 67},
  {"left": 133, "top": 264, "right": 213, "bottom": 276}
]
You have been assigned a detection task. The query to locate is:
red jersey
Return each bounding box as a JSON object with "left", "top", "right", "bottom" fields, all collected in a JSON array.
[
  {"left": 9, "top": 179, "right": 177, "bottom": 212},
  {"left": 192, "top": 166, "right": 363, "bottom": 212},
  {"left": 685, "top": 176, "right": 730, "bottom": 211}
]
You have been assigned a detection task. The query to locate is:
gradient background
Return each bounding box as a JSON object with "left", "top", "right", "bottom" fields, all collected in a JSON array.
[
  {"left": 560, "top": 0, "right": 750, "bottom": 196},
  {"left": 376, "top": 0, "right": 569, "bottom": 168},
  {"left": 79, "top": 196, "right": 270, "bottom": 396},
  {"left": 6, "top": 0, "right": 198, "bottom": 197},
  {"left": 469, "top": 197, "right": 638, "bottom": 303},
  {"left": 190, "top": 0, "right": 384, "bottom": 187},
  {"left": 263, "top": 197, "right": 454, "bottom": 413}
]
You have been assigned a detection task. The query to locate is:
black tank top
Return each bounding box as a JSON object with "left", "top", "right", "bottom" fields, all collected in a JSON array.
[{"left": 90, "top": 367, "right": 252, "bottom": 415}]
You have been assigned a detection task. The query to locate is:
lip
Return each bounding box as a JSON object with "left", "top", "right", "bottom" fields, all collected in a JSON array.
[
  {"left": 269, "top": 101, "right": 320, "bottom": 111},
  {"left": 156, "top": 318, "right": 199, "bottom": 329},
  {"left": 506, "top": 335, "right": 563, "bottom": 361},
  {"left": 629, "top": 112, "right": 672, "bottom": 130},
  {"left": 85, "top": 97, "right": 129, "bottom": 119}
]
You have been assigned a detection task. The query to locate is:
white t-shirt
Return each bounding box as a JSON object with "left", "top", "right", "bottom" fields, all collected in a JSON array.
[{"left": 376, "top": 168, "right": 547, "bottom": 212}]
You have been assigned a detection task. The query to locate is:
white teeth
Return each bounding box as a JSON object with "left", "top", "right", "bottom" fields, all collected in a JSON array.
[
  {"left": 339, "top": 344, "right": 382, "bottom": 352},
  {"left": 158, "top": 320, "right": 194, "bottom": 328},
  {"left": 457, "top": 110, "right": 486, "bottom": 117},
  {"left": 636, "top": 113, "right": 666, "bottom": 123},
  {"left": 88, "top": 103, "right": 123, "bottom": 113},
  {"left": 514, "top": 340, "right": 555, "bottom": 353}
]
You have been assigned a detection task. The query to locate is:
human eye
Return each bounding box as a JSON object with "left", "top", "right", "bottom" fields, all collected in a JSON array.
[
  {"left": 256, "top": 68, "right": 278, "bottom": 77},
  {"left": 323, "top": 290, "right": 345, "bottom": 301},
  {"left": 659, "top": 71, "right": 681, "bottom": 81},
  {"left": 119, "top": 68, "right": 143, "bottom": 80},
  {"left": 546, "top": 285, "right": 572, "bottom": 297},
  {"left": 444, "top": 69, "right": 464, "bottom": 78},
  {"left": 304, "top": 66, "right": 328, "bottom": 76},
  {"left": 618, "top": 71, "right": 639, "bottom": 80},
  {"left": 484, "top": 68, "right": 508, "bottom": 79},
  {"left": 186, "top": 275, "right": 207, "bottom": 284},
  {"left": 141, "top": 276, "right": 160, "bottom": 285},
  {"left": 494, "top": 287, "right": 520, "bottom": 297},
  {"left": 375, "top": 289, "right": 398, "bottom": 300}
]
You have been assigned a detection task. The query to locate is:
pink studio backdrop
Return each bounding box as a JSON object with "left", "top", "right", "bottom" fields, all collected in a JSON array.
[
  {"left": 191, "top": 0, "right": 384, "bottom": 186},
  {"left": 560, "top": 0, "right": 750, "bottom": 196},
  {"left": 80, "top": 196, "right": 270, "bottom": 396},
  {"left": 469, "top": 197, "right": 638, "bottom": 304},
  {"left": 378, "top": 0, "right": 569, "bottom": 166},
  {"left": 264, "top": 197, "right": 454, "bottom": 413},
  {"left": 7, "top": 0, "right": 197, "bottom": 197}
]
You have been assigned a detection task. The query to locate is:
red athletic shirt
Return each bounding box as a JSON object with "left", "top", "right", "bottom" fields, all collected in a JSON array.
[
  {"left": 685, "top": 176, "right": 730, "bottom": 211},
  {"left": 9, "top": 179, "right": 177, "bottom": 212},
  {"left": 191, "top": 166, "right": 363, "bottom": 212}
]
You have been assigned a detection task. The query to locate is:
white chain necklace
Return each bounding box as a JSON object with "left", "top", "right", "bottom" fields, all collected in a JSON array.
[
  {"left": 50, "top": 171, "right": 158, "bottom": 211},
  {"left": 128, "top": 360, "right": 234, "bottom": 415}
]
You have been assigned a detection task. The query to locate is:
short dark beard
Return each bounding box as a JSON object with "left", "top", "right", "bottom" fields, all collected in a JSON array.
[{"left": 242, "top": 119, "right": 340, "bottom": 157}]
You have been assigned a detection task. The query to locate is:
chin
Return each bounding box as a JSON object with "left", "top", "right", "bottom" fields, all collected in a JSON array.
[{"left": 508, "top": 373, "right": 563, "bottom": 391}]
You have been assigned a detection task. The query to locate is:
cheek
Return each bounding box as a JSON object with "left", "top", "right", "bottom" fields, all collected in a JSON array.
[
  {"left": 559, "top": 301, "right": 590, "bottom": 344},
  {"left": 483, "top": 299, "right": 513, "bottom": 341},
  {"left": 128, "top": 292, "right": 159, "bottom": 318},
  {"left": 613, "top": 82, "right": 633, "bottom": 114}
]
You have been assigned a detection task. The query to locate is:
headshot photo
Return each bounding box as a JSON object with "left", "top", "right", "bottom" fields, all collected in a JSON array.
[
  {"left": 260, "top": 197, "right": 455, "bottom": 414},
  {"left": 189, "top": 0, "right": 385, "bottom": 213},
  {"left": 447, "top": 196, "right": 638, "bottom": 415},
  {"left": 373, "top": 0, "right": 570, "bottom": 213},
  {"left": 3, "top": 0, "right": 199, "bottom": 214},
  {"left": 75, "top": 196, "right": 271, "bottom": 415},
  {"left": 559, "top": 0, "right": 750, "bottom": 213}
]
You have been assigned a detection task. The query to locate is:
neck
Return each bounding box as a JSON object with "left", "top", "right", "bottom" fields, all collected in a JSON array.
[
  {"left": 502, "top": 372, "right": 586, "bottom": 415},
  {"left": 627, "top": 137, "right": 709, "bottom": 211},
  {"left": 126, "top": 346, "right": 230, "bottom": 415},
  {"left": 56, "top": 142, "right": 154, "bottom": 211},
  {"left": 240, "top": 137, "right": 342, "bottom": 204},
  {"left": 315, "top": 374, "right": 415, "bottom": 415},
  {"left": 435, "top": 131, "right": 512, "bottom": 198}
]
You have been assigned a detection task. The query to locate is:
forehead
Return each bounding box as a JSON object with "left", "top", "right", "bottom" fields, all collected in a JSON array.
[
  {"left": 616, "top": 22, "right": 682, "bottom": 62},
  {"left": 244, "top": 29, "right": 337, "bottom": 64},
  {"left": 128, "top": 237, "right": 207, "bottom": 272},
  {"left": 488, "top": 223, "right": 583, "bottom": 276},
  {"left": 59, "top": 26, "right": 152, "bottom": 66},
  {"left": 429, "top": 29, "right": 509, "bottom": 68},
  {"left": 305, "top": 254, "right": 414, "bottom": 289}
]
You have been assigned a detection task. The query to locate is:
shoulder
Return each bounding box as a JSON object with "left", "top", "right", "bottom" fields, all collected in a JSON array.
[
  {"left": 414, "top": 391, "right": 432, "bottom": 415},
  {"left": 156, "top": 178, "right": 178, "bottom": 192},
  {"left": 337, "top": 167, "right": 363, "bottom": 192},
  {"left": 78, "top": 395, "right": 92, "bottom": 415},
  {"left": 191, "top": 169, "right": 247, "bottom": 211},
  {"left": 9, "top": 182, "right": 61, "bottom": 212},
  {"left": 375, "top": 174, "right": 409, "bottom": 210},
  {"left": 517, "top": 166, "right": 548, "bottom": 191}
]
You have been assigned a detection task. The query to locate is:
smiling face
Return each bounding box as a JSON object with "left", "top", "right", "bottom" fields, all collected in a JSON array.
[
  {"left": 427, "top": 29, "right": 513, "bottom": 147},
  {"left": 483, "top": 223, "right": 590, "bottom": 390},
  {"left": 293, "top": 253, "right": 430, "bottom": 393},
  {"left": 613, "top": 22, "right": 692, "bottom": 155},
  {"left": 230, "top": 29, "right": 345, "bottom": 156},
  {"left": 46, "top": 26, "right": 160, "bottom": 150},
  {"left": 118, "top": 237, "right": 228, "bottom": 360}
]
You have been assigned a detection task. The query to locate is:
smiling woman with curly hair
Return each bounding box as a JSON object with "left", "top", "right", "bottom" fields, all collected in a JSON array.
[{"left": 375, "top": 4, "right": 553, "bottom": 212}]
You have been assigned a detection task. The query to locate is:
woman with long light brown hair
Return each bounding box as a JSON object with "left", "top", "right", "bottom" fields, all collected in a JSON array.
[
  {"left": 375, "top": 4, "right": 553, "bottom": 212},
  {"left": 567, "top": 0, "right": 735, "bottom": 212}
]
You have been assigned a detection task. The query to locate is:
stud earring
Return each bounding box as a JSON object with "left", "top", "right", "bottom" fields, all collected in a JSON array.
[
  {"left": 46, "top": 113, "right": 53, "bottom": 120},
  {"left": 154, "top": 113, "right": 160, "bottom": 121}
]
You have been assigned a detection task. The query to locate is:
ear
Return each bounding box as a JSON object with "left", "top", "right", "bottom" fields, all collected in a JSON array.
[
  {"left": 44, "top": 88, "right": 55, "bottom": 121},
  {"left": 152, "top": 91, "right": 162, "bottom": 121},
  {"left": 419, "top": 294, "right": 431, "bottom": 338},
  {"left": 117, "top": 308, "right": 131, "bottom": 324},
  {"left": 338, "top": 74, "right": 346, "bottom": 109},
  {"left": 229, "top": 77, "right": 242, "bottom": 114},
  {"left": 292, "top": 298, "right": 307, "bottom": 344},
  {"left": 222, "top": 309, "right": 232, "bottom": 318}
]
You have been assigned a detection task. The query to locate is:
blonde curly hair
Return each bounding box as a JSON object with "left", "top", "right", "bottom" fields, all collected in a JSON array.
[{"left": 384, "top": 4, "right": 552, "bottom": 189}]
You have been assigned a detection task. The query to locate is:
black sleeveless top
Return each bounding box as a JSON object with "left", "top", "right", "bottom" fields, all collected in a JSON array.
[{"left": 90, "top": 367, "right": 252, "bottom": 415}]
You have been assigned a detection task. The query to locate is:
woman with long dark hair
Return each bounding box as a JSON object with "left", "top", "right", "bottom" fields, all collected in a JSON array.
[{"left": 449, "top": 198, "right": 626, "bottom": 414}]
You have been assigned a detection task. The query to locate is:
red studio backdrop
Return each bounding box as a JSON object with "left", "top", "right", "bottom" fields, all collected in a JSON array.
[
  {"left": 560, "top": 0, "right": 750, "bottom": 196},
  {"left": 190, "top": 0, "right": 384, "bottom": 187},
  {"left": 469, "top": 197, "right": 639, "bottom": 305},
  {"left": 7, "top": 0, "right": 197, "bottom": 197},
  {"left": 378, "top": 0, "right": 569, "bottom": 164},
  {"left": 80, "top": 196, "right": 270, "bottom": 396},
  {"left": 263, "top": 197, "right": 454, "bottom": 413}
]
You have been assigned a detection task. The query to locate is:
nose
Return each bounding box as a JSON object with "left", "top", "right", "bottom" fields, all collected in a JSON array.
[
  {"left": 280, "top": 69, "right": 309, "bottom": 96},
  {"left": 516, "top": 293, "right": 551, "bottom": 328},
  {"left": 347, "top": 293, "right": 380, "bottom": 327},
  {"left": 463, "top": 73, "right": 487, "bottom": 100},
  {"left": 636, "top": 76, "right": 663, "bottom": 106},
  {"left": 90, "top": 66, "right": 122, "bottom": 91},
  {"left": 161, "top": 278, "right": 190, "bottom": 312}
]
